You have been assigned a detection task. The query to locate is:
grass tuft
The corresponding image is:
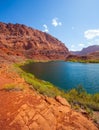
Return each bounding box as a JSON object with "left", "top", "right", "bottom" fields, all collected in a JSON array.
[{"left": 3, "top": 83, "right": 24, "bottom": 91}]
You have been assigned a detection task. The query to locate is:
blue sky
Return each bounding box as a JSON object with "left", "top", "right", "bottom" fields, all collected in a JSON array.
[{"left": 0, "top": 0, "right": 99, "bottom": 51}]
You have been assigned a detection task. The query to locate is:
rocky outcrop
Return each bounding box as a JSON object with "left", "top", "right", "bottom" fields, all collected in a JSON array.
[
  {"left": 0, "top": 22, "right": 69, "bottom": 61},
  {"left": 0, "top": 64, "right": 98, "bottom": 130},
  {"left": 0, "top": 90, "right": 98, "bottom": 130},
  {"left": 55, "top": 96, "right": 71, "bottom": 107}
]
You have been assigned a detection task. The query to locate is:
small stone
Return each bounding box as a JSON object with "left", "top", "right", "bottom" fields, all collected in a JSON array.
[{"left": 55, "top": 96, "right": 71, "bottom": 107}]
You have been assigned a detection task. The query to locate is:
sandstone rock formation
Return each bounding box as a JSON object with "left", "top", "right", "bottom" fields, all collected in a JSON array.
[
  {"left": 0, "top": 90, "right": 98, "bottom": 130},
  {"left": 0, "top": 65, "right": 98, "bottom": 130},
  {"left": 0, "top": 22, "right": 69, "bottom": 61}
]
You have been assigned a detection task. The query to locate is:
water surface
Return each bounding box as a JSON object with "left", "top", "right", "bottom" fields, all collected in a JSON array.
[{"left": 22, "top": 62, "right": 99, "bottom": 93}]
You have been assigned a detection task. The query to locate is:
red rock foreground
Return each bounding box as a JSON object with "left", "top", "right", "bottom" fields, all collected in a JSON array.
[
  {"left": 0, "top": 64, "right": 98, "bottom": 130},
  {"left": 0, "top": 89, "right": 98, "bottom": 130}
]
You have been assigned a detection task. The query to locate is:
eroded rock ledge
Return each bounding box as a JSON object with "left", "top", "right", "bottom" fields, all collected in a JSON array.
[{"left": 0, "top": 90, "right": 98, "bottom": 130}]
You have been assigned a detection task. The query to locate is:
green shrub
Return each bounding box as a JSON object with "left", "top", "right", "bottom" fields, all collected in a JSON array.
[
  {"left": 4, "top": 84, "right": 15, "bottom": 91},
  {"left": 3, "top": 83, "right": 24, "bottom": 91},
  {"left": 64, "top": 86, "right": 99, "bottom": 112}
]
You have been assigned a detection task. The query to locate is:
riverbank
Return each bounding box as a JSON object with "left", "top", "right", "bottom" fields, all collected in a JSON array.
[
  {"left": 17, "top": 61, "right": 99, "bottom": 125},
  {"left": 0, "top": 62, "right": 99, "bottom": 129},
  {"left": 66, "top": 54, "right": 99, "bottom": 63},
  {"left": 67, "top": 59, "right": 99, "bottom": 63}
]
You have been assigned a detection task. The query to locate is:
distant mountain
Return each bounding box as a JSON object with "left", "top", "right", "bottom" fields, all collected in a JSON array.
[
  {"left": 0, "top": 22, "right": 69, "bottom": 62},
  {"left": 71, "top": 45, "right": 99, "bottom": 55}
]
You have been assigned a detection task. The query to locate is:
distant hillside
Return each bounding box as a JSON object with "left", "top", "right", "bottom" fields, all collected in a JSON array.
[
  {"left": 0, "top": 22, "right": 69, "bottom": 62},
  {"left": 87, "top": 51, "right": 99, "bottom": 60},
  {"left": 71, "top": 45, "right": 99, "bottom": 56},
  {"left": 67, "top": 51, "right": 99, "bottom": 63}
]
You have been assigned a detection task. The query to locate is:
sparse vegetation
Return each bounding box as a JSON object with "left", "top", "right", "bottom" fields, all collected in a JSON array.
[
  {"left": 64, "top": 85, "right": 99, "bottom": 112},
  {"left": 3, "top": 83, "right": 24, "bottom": 91},
  {"left": 14, "top": 63, "right": 99, "bottom": 114},
  {"left": 67, "top": 59, "right": 99, "bottom": 63}
]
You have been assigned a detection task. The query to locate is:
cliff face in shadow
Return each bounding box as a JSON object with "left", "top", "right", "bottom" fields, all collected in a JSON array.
[{"left": 0, "top": 22, "right": 69, "bottom": 62}]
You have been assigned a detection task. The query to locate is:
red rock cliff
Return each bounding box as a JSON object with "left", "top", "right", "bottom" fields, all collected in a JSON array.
[{"left": 0, "top": 22, "right": 69, "bottom": 61}]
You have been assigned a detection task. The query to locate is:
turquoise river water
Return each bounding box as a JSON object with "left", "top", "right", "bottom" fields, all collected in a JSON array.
[{"left": 21, "top": 62, "right": 99, "bottom": 94}]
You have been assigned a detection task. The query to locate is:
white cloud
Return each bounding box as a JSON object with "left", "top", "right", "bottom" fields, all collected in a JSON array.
[
  {"left": 87, "top": 38, "right": 99, "bottom": 46},
  {"left": 70, "top": 44, "right": 76, "bottom": 51},
  {"left": 43, "top": 24, "right": 49, "bottom": 32},
  {"left": 59, "top": 22, "right": 62, "bottom": 26},
  {"left": 43, "top": 24, "right": 47, "bottom": 29},
  {"left": 71, "top": 44, "right": 75, "bottom": 48},
  {"left": 52, "top": 18, "right": 62, "bottom": 27},
  {"left": 84, "top": 29, "right": 99, "bottom": 40},
  {"left": 70, "top": 43, "right": 86, "bottom": 51},
  {"left": 78, "top": 43, "right": 85, "bottom": 47}
]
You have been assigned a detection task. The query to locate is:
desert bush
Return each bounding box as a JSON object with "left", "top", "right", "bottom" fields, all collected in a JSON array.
[{"left": 3, "top": 83, "right": 24, "bottom": 91}]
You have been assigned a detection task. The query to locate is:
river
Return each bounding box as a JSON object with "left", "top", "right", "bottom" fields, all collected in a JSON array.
[{"left": 21, "top": 61, "right": 99, "bottom": 93}]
